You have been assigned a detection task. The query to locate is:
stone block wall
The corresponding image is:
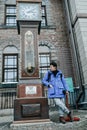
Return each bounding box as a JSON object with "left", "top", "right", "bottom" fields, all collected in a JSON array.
[{"left": 69, "top": 0, "right": 87, "bottom": 85}]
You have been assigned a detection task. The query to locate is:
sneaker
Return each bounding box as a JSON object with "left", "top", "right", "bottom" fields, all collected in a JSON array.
[
  {"left": 67, "top": 111, "right": 73, "bottom": 122},
  {"left": 59, "top": 117, "right": 66, "bottom": 124}
]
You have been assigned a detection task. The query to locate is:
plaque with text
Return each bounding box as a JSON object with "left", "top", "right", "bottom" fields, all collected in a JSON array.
[
  {"left": 17, "top": 84, "right": 44, "bottom": 98},
  {"left": 25, "top": 86, "right": 37, "bottom": 95}
]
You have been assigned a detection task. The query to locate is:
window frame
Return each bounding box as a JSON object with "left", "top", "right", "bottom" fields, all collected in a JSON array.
[
  {"left": 5, "top": 5, "right": 16, "bottom": 27},
  {"left": 41, "top": 5, "right": 47, "bottom": 27},
  {"left": 2, "top": 54, "right": 18, "bottom": 83}
]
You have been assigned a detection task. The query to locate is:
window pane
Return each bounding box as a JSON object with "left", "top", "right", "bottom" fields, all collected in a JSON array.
[
  {"left": 41, "top": 17, "right": 46, "bottom": 26},
  {"left": 4, "top": 69, "right": 17, "bottom": 82},
  {"left": 6, "top": 17, "right": 16, "bottom": 26},
  {"left": 3, "top": 55, "right": 18, "bottom": 82},
  {"left": 39, "top": 54, "right": 50, "bottom": 66},
  {"left": 6, "top": 6, "right": 16, "bottom": 15},
  {"left": 6, "top": 18, "right": 15, "bottom": 25},
  {"left": 41, "top": 6, "right": 45, "bottom": 16},
  {"left": 4, "top": 56, "right": 17, "bottom": 68},
  {"left": 5, "top": 70, "right": 13, "bottom": 81},
  {"left": 41, "top": 6, "right": 46, "bottom": 27},
  {"left": 41, "top": 57, "right": 47, "bottom": 63},
  {"left": 39, "top": 53, "right": 50, "bottom": 78}
]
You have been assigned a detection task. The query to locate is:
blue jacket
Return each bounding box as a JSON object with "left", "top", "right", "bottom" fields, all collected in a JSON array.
[{"left": 42, "top": 70, "right": 69, "bottom": 98}]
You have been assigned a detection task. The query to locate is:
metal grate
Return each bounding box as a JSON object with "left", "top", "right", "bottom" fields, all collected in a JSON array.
[
  {"left": 0, "top": 87, "right": 17, "bottom": 109},
  {"left": 44, "top": 87, "right": 80, "bottom": 108},
  {"left": 0, "top": 84, "right": 80, "bottom": 109}
]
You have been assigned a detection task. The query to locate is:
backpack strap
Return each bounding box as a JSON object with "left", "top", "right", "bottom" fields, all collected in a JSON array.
[
  {"left": 46, "top": 72, "right": 51, "bottom": 82},
  {"left": 60, "top": 73, "right": 62, "bottom": 80},
  {"left": 47, "top": 71, "right": 62, "bottom": 82}
]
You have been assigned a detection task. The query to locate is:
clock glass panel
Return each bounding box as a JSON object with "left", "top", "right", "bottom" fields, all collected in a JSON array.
[
  {"left": 25, "top": 31, "right": 35, "bottom": 74},
  {"left": 17, "top": 3, "right": 41, "bottom": 20}
]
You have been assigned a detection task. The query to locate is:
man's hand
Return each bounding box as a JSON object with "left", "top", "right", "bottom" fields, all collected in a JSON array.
[
  {"left": 49, "top": 84, "right": 53, "bottom": 88},
  {"left": 66, "top": 91, "right": 69, "bottom": 95}
]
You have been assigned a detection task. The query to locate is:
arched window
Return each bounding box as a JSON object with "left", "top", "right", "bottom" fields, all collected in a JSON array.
[
  {"left": 39, "top": 41, "right": 57, "bottom": 79},
  {"left": 2, "top": 46, "right": 18, "bottom": 83}
]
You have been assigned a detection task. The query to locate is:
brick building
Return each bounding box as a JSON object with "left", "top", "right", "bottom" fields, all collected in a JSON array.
[{"left": 0, "top": 0, "right": 87, "bottom": 109}]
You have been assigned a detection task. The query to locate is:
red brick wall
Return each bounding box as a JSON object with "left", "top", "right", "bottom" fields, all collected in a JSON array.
[{"left": 0, "top": 0, "right": 75, "bottom": 86}]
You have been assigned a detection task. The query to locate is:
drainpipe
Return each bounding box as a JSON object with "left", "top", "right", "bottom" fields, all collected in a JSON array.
[{"left": 63, "top": 0, "right": 85, "bottom": 108}]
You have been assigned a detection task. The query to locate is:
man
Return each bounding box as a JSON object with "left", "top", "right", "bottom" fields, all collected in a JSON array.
[{"left": 42, "top": 61, "right": 72, "bottom": 124}]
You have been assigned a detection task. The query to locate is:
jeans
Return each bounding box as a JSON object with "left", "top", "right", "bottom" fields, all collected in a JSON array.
[{"left": 54, "top": 98, "right": 70, "bottom": 117}]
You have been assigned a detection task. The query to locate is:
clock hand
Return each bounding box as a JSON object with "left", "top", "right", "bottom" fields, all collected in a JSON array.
[{"left": 26, "top": 8, "right": 36, "bottom": 13}]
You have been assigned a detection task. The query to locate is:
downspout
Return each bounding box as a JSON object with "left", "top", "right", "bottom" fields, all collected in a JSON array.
[{"left": 63, "top": 0, "right": 85, "bottom": 108}]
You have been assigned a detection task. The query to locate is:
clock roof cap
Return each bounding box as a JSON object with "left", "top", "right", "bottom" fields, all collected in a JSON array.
[{"left": 16, "top": 0, "right": 42, "bottom": 3}]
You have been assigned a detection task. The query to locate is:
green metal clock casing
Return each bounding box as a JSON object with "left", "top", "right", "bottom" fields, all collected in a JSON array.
[{"left": 17, "top": 3, "right": 41, "bottom": 21}]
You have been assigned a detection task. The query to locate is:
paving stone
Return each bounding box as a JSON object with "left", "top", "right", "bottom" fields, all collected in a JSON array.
[{"left": 0, "top": 108, "right": 87, "bottom": 130}]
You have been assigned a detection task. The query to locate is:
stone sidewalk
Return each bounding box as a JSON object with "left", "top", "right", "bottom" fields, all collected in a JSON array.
[
  {"left": 0, "top": 108, "right": 87, "bottom": 130},
  {"left": 0, "top": 109, "right": 13, "bottom": 130}
]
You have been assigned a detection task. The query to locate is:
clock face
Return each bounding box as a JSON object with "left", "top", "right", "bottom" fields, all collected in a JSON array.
[{"left": 17, "top": 3, "right": 41, "bottom": 20}]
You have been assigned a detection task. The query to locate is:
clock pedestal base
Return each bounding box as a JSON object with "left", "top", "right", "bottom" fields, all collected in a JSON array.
[{"left": 14, "top": 84, "right": 49, "bottom": 121}]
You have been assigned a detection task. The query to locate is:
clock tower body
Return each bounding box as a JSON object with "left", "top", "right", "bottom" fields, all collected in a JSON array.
[{"left": 14, "top": 0, "right": 49, "bottom": 122}]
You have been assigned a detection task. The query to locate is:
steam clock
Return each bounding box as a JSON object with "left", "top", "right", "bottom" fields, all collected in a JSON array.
[{"left": 14, "top": 0, "right": 49, "bottom": 122}]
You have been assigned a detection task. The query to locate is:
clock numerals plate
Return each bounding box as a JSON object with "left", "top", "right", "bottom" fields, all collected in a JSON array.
[{"left": 17, "top": 3, "right": 41, "bottom": 20}]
